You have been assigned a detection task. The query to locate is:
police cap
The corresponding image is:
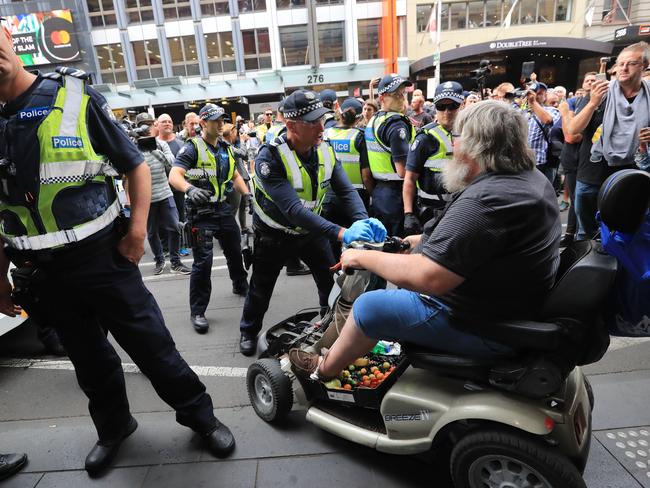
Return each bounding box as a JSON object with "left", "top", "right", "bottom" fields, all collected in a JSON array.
[
  {"left": 377, "top": 74, "right": 412, "bottom": 95},
  {"left": 282, "top": 90, "right": 332, "bottom": 122},
  {"left": 433, "top": 81, "right": 465, "bottom": 104}
]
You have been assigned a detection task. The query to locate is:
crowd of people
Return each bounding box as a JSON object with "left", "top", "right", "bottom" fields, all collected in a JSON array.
[{"left": 0, "top": 14, "right": 648, "bottom": 479}]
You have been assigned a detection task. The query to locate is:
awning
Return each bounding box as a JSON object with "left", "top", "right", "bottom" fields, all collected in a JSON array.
[{"left": 410, "top": 36, "right": 615, "bottom": 75}]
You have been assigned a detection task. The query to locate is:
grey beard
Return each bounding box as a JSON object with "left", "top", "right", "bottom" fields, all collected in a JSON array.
[{"left": 442, "top": 158, "right": 472, "bottom": 193}]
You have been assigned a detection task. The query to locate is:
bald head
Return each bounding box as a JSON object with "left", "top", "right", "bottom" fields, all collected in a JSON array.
[{"left": 157, "top": 113, "right": 175, "bottom": 138}]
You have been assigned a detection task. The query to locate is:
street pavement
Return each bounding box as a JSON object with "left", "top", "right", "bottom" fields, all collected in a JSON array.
[{"left": 1, "top": 237, "right": 650, "bottom": 487}]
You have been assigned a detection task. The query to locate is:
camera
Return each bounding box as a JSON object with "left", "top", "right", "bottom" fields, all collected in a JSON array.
[
  {"left": 193, "top": 123, "right": 202, "bottom": 136},
  {"left": 513, "top": 88, "right": 529, "bottom": 98},
  {"left": 600, "top": 56, "right": 615, "bottom": 65},
  {"left": 128, "top": 125, "right": 150, "bottom": 139},
  {"left": 470, "top": 59, "right": 492, "bottom": 81}
]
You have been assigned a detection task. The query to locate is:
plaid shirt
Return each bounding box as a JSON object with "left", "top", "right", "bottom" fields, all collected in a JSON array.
[{"left": 526, "top": 107, "right": 561, "bottom": 166}]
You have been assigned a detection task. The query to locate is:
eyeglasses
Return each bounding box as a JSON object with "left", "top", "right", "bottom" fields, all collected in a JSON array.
[
  {"left": 435, "top": 103, "right": 461, "bottom": 112},
  {"left": 617, "top": 61, "right": 643, "bottom": 69},
  {"left": 264, "top": 112, "right": 273, "bottom": 116}
]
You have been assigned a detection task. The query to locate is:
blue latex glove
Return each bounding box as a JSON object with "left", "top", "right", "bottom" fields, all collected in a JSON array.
[
  {"left": 342, "top": 220, "right": 374, "bottom": 245},
  {"left": 365, "top": 218, "right": 387, "bottom": 242}
]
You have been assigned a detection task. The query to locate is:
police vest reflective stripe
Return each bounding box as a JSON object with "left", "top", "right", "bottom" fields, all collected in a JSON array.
[
  {"left": 265, "top": 124, "right": 285, "bottom": 143},
  {"left": 186, "top": 137, "right": 235, "bottom": 202},
  {"left": 417, "top": 125, "right": 453, "bottom": 200},
  {"left": 0, "top": 74, "right": 119, "bottom": 250},
  {"left": 325, "top": 126, "right": 363, "bottom": 189},
  {"left": 364, "top": 111, "right": 414, "bottom": 181},
  {"left": 253, "top": 141, "right": 334, "bottom": 234}
]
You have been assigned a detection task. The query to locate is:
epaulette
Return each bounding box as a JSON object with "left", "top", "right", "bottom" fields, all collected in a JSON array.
[{"left": 42, "top": 67, "right": 90, "bottom": 81}]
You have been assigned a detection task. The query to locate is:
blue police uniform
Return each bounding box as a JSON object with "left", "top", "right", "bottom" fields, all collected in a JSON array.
[
  {"left": 239, "top": 135, "right": 367, "bottom": 345},
  {"left": 173, "top": 138, "right": 248, "bottom": 316},
  {"left": 0, "top": 70, "right": 219, "bottom": 443}
]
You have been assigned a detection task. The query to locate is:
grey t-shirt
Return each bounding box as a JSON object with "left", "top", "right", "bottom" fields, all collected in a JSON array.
[{"left": 421, "top": 169, "right": 561, "bottom": 321}]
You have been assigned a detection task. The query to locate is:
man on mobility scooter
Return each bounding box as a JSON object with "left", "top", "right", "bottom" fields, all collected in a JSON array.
[{"left": 289, "top": 100, "right": 561, "bottom": 380}]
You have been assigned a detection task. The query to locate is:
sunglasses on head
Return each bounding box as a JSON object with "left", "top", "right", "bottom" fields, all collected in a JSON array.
[{"left": 435, "top": 102, "right": 460, "bottom": 112}]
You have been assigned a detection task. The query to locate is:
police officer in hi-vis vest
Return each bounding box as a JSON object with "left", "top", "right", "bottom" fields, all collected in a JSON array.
[
  {"left": 365, "top": 74, "right": 415, "bottom": 237},
  {"left": 322, "top": 97, "right": 373, "bottom": 258},
  {"left": 238, "top": 89, "right": 386, "bottom": 356},
  {"left": 169, "top": 104, "right": 251, "bottom": 334},
  {"left": 0, "top": 29, "right": 234, "bottom": 476},
  {"left": 403, "top": 81, "right": 465, "bottom": 235}
]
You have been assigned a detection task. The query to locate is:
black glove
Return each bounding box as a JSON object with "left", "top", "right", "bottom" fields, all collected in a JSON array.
[
  {"left": 186, "top": 185, "right": 212, "bottom": 205},
  {"left": 403, "top": 213, "right": 422, "bottom": 236},
  {"left": 245, "top": 193, "right": 254, "bottom": 215}
]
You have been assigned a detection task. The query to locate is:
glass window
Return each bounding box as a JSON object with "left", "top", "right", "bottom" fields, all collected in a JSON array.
[
  {"left": 242, "top": 28, "right": 272, "bottom": 70},
  {"left": 318, "top": 22, "right": 345, "bottom": 64},
  {"left": 467, "top": 1, "right": 484, "bottom": 28},
  {"left": 603, "top": 0, "right": 628, "bottom": 23},
  {"left": 357, "top": 18, "right": 380, "bottom": 60},
  {"left": 276, "top": 0, "right": 305, "bottom": 9},
  {"left": 279, "top": 25, "right": 309, "bottom": 66},
  {"left": 238, "top": 0, "right": 266, "bottom": 13},
  {"left": 449, "top": 2, "right": 466, "bottom": 30},
  {"left": 555, "top": 0, "right": 571, "bottom": 21},
  {"left": 131, "top": 39, "right": 163, "bottom": 79},
  {"left": 417, "top": 4, "right": 433, "bottom": 33},
  {"left": 87, "top": 0, "right": 117, "bottom": 28},
  {"left": 397, "top": 16, "right": 406, "bottom": 57},
  {"left": 536, "top": 0, "right": 554, "bottom": 22},
  {"left": 205, "top": 32, "right": 236, "bottom": 74},
  {"left": 502, "top": 0, "right": 520, "bottom": 25},
  {"left": 520, "top": 0, "right": 536, "bottom": 24},
  {"left": 95, "top": 43, "right": 128, "bottom": 84},
  {"left": 315, "top": 0, "right": 343, "bottom": 5},
  {"left": 440, "top": 3, "right": 450, "bottom": 31},
  {"left": 485, "top": 0, "right": 500, "bottom": 26},
  {"left": 162, "top": 0, "right": 192, "bottom": 19},
  {"left": 126, "top": 0, "right": 154, "bottom": 23},
  {"left": 200, "top": 0, "right": 230, "bottom": 15},
  {"left": 168, "top": 35, "right": 201, "bottom": 77}
]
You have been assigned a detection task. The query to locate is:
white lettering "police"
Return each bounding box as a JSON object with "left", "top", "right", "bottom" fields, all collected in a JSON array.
[
  {"left": 52, "top": 136, "right": 84, "bottom": 149},
  {"left": 17, "top": 106, "right": 50, "bottom": 120}
]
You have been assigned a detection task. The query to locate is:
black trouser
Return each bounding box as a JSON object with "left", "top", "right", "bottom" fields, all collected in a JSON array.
[
  {"left": 10, "top": 234, "right": 217, "bottom": 443},
  {"left": 371, "top": 181, "right": 404, "bottom": 237},
  {"left": 239, "top": 230, "right": 335, "bottom": 337},
  {"left": 189, "top": 212, "right": 247, "bottom": 316},
  {"left": 564, "top": 171, "right": 577, "bottom": 236}
]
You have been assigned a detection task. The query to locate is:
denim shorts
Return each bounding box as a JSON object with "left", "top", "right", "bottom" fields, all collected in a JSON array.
[{"left": 352, "top": 289, "right": 512, "bottom": 358}]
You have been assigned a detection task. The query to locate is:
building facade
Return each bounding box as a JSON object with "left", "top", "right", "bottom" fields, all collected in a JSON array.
[
  {"left": 0, "top": 0, "right": 409, "bottom": 116},
  {"left": 405, "top": 0, "right": 645, "bottom": 94}
]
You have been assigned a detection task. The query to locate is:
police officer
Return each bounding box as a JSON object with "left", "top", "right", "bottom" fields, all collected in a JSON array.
[
  {"left": 322, "top": 98, "right": 373, "bottom": 258},
  {"left": 169, "top": 104, "right": 251, "bottom": 334},
  {"left": 403, "top": 81, "right": 465, "bottom": 235},
  {"left": 319, "top": 89, "right": 339, "bottom": 129},
  {"left": 365, "top": 74, "right": 415, "bottom": 236},
  {"left": 238, "top": 89, "right": 385, "bottom": 356},
  {"left": 0, "top": 32, "right": 234, "bottom": 476}
]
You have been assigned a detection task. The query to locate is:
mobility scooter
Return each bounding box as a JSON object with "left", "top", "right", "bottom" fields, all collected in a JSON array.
[{"left": 246, "top": 170, "right": 649, "bottom": 487}]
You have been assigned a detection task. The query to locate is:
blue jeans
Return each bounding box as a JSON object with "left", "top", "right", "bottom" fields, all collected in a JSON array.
[
  {"left": 147, "top": 197, "right": 181, "bottom": 266},
  {"left": 537, "top": 164, "right": 557, "bottom": 185},
  {"left": 574, "top": 180, "right": 601, "bottom": 240},
  {"left": 353, "top": 289, "right": 512, "bottom": 358}
]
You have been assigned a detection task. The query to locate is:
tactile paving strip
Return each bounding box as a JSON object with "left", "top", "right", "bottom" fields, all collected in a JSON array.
[{"left": 596, "top": 427, "right": 650, "bottom": 487}]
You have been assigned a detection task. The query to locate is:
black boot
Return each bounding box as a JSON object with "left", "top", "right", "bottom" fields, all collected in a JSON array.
[
  {"left": 0, "top": 453, "right": 27, "bottom": 481},
  {"left": 85, "top": 416, "right": 138, "bottom": 478},
  {"left": 239, "top": 331, "right": 257, "bottom": 356},
  {"left": 203, "top": 421, "right": 236, "bottom": 458},
  {"left": 191, "top": 315, "right": 209, "bottom": 334},
  {"left": 285, "top": 257, "right": 310, "bottom": 276}
]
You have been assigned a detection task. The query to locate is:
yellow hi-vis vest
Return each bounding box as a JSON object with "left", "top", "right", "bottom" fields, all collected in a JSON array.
[
  {"left": 185, "top": 137, "right": 235, "bottom": 203},
  {"left": 324, "top": 126, "right": 363, "bottom": 189},
  {"left": 253, "top": 140, "right": 334, "bottom": 234},
  {"left": 418, "top": 124, "right": 454, "bottom": 199},
  {"left": 0, "top": 75, "right": 120, "bottom": 251},
  {"left": 365, "top": 111, "right": 414, "bottom": 181}
]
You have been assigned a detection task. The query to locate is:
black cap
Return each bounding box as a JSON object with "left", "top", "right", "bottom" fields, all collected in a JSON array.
[
  {"left": 340, "top": 97, "right": 363, "bottom": 116},
  {"left": 199, "top": 103, "right": 227, "bottom": 121},
  {"left": 282, "top": 90, "right": 332, "bottom": 122},
  {"left": 433, "top": 81, "right": 465, "bottom": 104},
  {"left": 319, "top": 89, "right": 337, "bottom": 103},
  {"left": 135, "top": 112, "right": 155, "bottom": 126},
  {"left": 377, "top": 74, "right": 412, "bottom": 95}
]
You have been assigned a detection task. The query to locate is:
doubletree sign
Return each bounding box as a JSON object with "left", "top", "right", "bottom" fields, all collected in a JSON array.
[{"left": 6, "top": 10, "right": 80, "bottom": 66}]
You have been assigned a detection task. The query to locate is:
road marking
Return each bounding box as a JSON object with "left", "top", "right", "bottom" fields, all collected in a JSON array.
[
  {"left": 142, "top": 265, "right": 228, "bottom": 282},
  {"left": 0, "top": 358, "right": 248, "bottom": 378},
  {"left": 139, "top": 256, "right": 225, "bottom": 268}
]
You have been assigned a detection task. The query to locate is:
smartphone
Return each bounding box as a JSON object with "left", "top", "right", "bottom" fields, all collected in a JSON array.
[
  {"left": 595, "top": 73, "right": 607, "bottom": 82},
  {"left": 521, "top": 61, "right": 535, "bottom": 81}
]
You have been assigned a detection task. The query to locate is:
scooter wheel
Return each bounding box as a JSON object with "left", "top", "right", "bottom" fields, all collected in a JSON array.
[
  {"left": 450, "top": 428, "right": 586, "bottom": 488},
  {"left": 247, "top": 358, "right": 293, "bottom": 423}
]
